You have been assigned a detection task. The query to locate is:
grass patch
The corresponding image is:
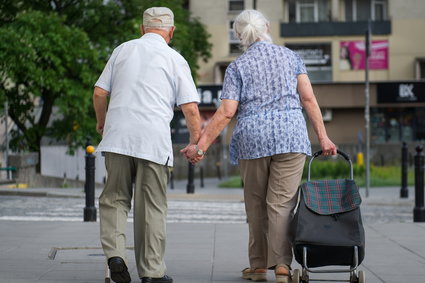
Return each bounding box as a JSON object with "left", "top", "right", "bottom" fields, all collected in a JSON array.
[{"left": 218, "top": 176, "right": 244, "bottom": 188}]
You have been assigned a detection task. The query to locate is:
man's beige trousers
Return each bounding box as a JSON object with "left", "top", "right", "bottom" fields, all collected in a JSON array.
[
  {"left": 99, "top": 152, "right": 169, "bottom": 278},
  {"left": 239, "top": 153, "right": 306, "bottom": 269}
]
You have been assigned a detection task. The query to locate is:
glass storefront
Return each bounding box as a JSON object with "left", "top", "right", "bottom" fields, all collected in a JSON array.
[{"left": 371, "top": 107, "right": 425, "bottom": 143}]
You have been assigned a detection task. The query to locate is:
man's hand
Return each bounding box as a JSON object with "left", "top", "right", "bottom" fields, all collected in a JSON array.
[
  {"left": 96, "top": 123, "right": 104, "bottom": 136},
  {"left": 180, "top": 144, "right": 204, "bottom": 164}
]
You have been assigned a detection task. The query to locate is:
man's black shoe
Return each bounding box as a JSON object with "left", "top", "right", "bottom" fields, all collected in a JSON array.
[
  {"left": 108, "top": 257, "right": 131, "bottom": 283},
  {"left": 141, "top": 274, "right": 173, "bottom": 283}
]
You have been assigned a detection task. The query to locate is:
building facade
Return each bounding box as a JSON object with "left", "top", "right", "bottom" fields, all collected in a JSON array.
[{"left": 186, "top": 0, "right": 425, "bottom": 165}]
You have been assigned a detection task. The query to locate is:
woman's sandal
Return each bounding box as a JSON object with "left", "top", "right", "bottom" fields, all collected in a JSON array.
[
  {"left": 275, "top": 264, "right": 291, "bottom": 283},
  {"left": 241, "top": 267, "right": 268, "bottom": 282}
]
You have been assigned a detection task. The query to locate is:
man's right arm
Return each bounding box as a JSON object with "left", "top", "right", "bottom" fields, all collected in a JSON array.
[{"left": 93, "top": 86, "right": 109, "bottom": 136}]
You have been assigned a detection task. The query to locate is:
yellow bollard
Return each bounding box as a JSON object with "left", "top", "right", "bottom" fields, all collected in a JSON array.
[{"left": 357, "top": 152, "right": 364, "bottom": 166}]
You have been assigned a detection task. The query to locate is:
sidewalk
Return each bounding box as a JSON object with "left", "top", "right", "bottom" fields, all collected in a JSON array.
[{"left": 0, "top": 179, "right": 424, "bottom": 282}]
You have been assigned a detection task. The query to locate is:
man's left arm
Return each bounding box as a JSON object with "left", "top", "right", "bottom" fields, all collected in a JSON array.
[{"left": 93, "top": 86, "right": 109, "bottom": 136}]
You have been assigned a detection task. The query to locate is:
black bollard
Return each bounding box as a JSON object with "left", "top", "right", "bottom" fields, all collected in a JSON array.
[
  {"left": 400, "top": 142, "right": 409, "bottom": 198},
  {"left": 216, "top": 162, "right": 222, "bottom": 180},
  {"left": 186, "top": 162, "right": 195, "bottom": 194},
  {"left": 84, "top": 138, "right": 91, "bottom": 194},
  {"left": 169, "top": 169, "right": 174, "bottom": 190},
  {"left": 200, "top": 166, "right": 204, "bottom": 188},
  {"left": 413, "top": 145, "right": 425, "bottom": 222},
  {"left": 84, "top": 145, "right": 97, "bottom": 222}
]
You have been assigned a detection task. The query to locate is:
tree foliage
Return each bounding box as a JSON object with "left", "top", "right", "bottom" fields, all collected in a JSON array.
[
  {"left": 0, "top": 10, "right": 100, "bottom": 153},
  {"left": 0, "top": 0, "right": 212, "bottom": 158}
]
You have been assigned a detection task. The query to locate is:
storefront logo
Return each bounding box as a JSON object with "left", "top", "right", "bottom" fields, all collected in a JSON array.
[
  {"left": 377, "top": 82, "right": 424, "bottom": 104},
  {"left": 398, "top": 84, "right": 417, "bottom": 101}
]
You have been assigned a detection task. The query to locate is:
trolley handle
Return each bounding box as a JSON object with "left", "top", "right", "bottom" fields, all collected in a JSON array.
[{"left": 308, "top": 149, "right": 354, "bottom": 181}]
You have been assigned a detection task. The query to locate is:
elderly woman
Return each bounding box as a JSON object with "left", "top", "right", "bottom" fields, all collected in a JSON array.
[{"left": 182, "top": 9, "right": 336, "bottom": 283}]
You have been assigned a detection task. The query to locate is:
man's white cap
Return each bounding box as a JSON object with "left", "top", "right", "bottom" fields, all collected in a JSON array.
[{"left": 143, "top": 7, "right": 174, "bottom": 28}]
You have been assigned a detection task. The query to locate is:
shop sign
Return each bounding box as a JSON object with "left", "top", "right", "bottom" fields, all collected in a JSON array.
[
  {"left": 340, "top": 40, "right": 388, "bottom": 70},
  {"left": 285, "top": 43, "right": 332, "bottom": 70},
  {"left": 377, "top": 82, "right": 425, "bottom": 103},
  {"left": 197, "top": 85, "right": 222, "bottom": 108}
]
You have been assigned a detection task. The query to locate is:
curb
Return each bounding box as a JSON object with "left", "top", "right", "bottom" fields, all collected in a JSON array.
[
  {"left": 0, "top": 189, "right": 245, "bottom": 202},
  {"left": 0, "top": 189, "right": 83, "bottom": 199}
]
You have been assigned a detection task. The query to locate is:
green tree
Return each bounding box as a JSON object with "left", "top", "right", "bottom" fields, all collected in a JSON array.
[
  {"left": 0, "top": 11, "right": 100, "bottom": 156},
  {"left": 0, "top": 0, "right": 211, "bottom": 161},
  {"left": 1, "top": 0, "right": 211, "bottom": 76}
]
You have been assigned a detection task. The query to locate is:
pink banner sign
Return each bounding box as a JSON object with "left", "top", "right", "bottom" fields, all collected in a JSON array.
[{"left": 339, "top": 40, "right": 388, "bottom": 70}]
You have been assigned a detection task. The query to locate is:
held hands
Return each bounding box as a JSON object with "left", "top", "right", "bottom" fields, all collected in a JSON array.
[{"left": 180, "top": 144, "right": 204, "bottom": 164}]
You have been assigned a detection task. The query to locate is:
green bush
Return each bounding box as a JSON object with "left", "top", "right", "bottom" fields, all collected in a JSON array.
[
  {"left": 304, "top": 159, "right": 358, "bottom": 180},
  {"left": 218, "top": 159, "right": 414, "bottom": 188},
  {"left": 303, "top": 160, "right": 414, "bottom": 187}
]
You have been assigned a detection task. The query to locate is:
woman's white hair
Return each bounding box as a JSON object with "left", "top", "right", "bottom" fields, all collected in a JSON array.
[{"left": 233, "top": 10, "right": 272, "bottom": 50}]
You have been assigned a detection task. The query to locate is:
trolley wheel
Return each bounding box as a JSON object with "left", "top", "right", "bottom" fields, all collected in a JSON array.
[
  {"left": 292, "top": 269, "right": 301, "bottom": 283},
  {"left": 350, "top": 270, "right": 365, "bottom": 283},
  {"left": 358, "top": 270, "right": 365, "bottom": 283},
  {"left": 301, "top": 268, "right": 309, "bottom": 283}
]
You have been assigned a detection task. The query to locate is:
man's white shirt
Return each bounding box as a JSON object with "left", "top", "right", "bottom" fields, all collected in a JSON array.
[{"left": 95, "top": 33, "right": 199, "bottom": 166}]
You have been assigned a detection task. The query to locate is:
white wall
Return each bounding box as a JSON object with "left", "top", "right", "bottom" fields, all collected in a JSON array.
[{"left": 41, "top": 145, "right": 106, "bottom": 184}]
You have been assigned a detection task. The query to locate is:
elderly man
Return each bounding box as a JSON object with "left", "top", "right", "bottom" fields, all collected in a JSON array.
[{"left": 93, "top": 7, "right": 201, "bottom": 283}]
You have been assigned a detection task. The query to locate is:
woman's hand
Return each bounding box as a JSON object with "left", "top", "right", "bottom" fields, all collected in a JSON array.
[
  {"left": 180, "top": 144, "right": 204, "bottom": 164},
  {"left": 319, "top": 136, "right": 337, "bottom": 156}
]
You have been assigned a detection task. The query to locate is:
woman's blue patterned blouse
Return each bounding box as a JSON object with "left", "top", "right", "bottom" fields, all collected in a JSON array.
[{"left": 221, "top": 41, "right": 312, "bottom": 165}]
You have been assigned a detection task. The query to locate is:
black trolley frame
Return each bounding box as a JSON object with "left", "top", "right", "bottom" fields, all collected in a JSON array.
[{"left": 292, "top": 150, "right": 365, "bottom": 283}]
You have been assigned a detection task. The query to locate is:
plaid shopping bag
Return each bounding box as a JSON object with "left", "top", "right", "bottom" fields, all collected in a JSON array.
[{"left": 301, "top": 178, "right": 362, "bottom": 215}]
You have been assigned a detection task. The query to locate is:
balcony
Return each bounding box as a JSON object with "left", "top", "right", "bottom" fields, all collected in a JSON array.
[{"left": 280, "top": 20, "right": 391, "bottom": 37}]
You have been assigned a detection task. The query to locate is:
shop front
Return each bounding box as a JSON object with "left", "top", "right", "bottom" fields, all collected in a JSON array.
[{"left": 373, "top": 82, "right": 425, "bottom": 144}]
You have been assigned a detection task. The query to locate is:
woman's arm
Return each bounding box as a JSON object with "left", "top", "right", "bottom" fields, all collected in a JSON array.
[
  {"left": 181, "top": 99, "right": 239, "bottom": 162},
  {"left": 297, "top": 74, "right": 337, "bottom": 156}
]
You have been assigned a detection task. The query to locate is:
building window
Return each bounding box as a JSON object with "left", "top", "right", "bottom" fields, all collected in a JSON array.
[
  {"left": 229, "top": 0, "right": 244, "bottom": 12},
  {"left": 288, "top": 0, "right": 330, "bottom": 23},
  {"left": 229, "top": 21, "right": 242, "bottom": 55},
  {"left": 297, "top": 0, "right": 317, "bottom": 22},
  {"left": 345, "top": 0, "right": 354, "bottom": 21},
  {"left": 288, "top": 0, "right": 296, "bottom": 22},
  {"left": 345, "top": 0, "right": 387, "bottom": 22},
  {"left": 372, "top": 0, "right": 386, "bottom": 20}
]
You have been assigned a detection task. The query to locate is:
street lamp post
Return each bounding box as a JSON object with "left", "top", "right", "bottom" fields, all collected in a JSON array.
[{"left": 364, "top": 20, "right": 371, "bottom": 198}]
